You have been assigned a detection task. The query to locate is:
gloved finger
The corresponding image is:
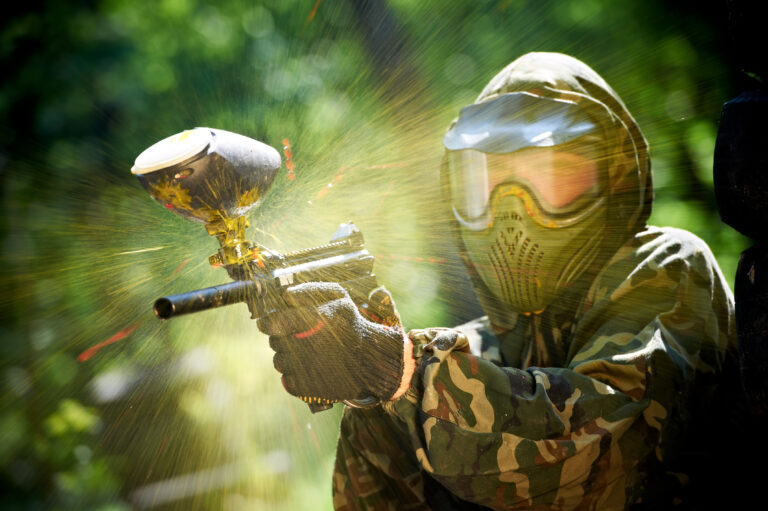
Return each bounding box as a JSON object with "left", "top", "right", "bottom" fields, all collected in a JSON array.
[
  {"left": 280, "top": 374, "right": 297, "bottom": 396},
  {"left": 280, "top": 364, "right": 314, "bottom": 398},
  {"left": 284, "top": 282, "right": 348, "bottom": 309},
  {"left": 365, "top": 286, "right": 402, "bottom": 327},
  {"left": 269, "top": 335, "right": 285, "bottom": 353},
  {"left": 272, "top": 350, "right": 283, "bottom": 373},
  {"left": 258, "top": 307, "right": 319, "bottom": 337},
  {"left": 271, "top": 338, "right": 304, "bottom": 373}
]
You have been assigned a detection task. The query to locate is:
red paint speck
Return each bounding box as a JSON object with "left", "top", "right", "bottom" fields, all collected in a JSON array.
[
  {"left": 303, "top": 0, "right": 324, "bottom": 32},
  {"left": 282, "top": 138, "right": 296, "bottom": 180},
  {"left": 172, "top": 258, "right": 191, "bottom": 276},
  {"left": 294, "top": 320, "right": 325, "bottom": 339},
  {"left": 78, "top": 322, "right": 142, "bottom": 362}
]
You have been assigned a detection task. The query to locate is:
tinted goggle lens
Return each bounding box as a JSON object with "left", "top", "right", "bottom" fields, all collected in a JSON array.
[
  {"left": 448, "top": 143, "right": 605, "bottom": 230},
  {"left": 443, "top": 92, "right": 612, "bottom": 230}
]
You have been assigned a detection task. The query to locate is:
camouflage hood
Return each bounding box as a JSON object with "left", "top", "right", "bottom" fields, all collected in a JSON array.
[{"left": 447, "top": 52, "right": 653, "bottom": 335}]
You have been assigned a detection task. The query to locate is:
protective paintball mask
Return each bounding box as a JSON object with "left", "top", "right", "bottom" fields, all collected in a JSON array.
[{"left": 443, "top": 93, "right": 610, "bottom": 313}]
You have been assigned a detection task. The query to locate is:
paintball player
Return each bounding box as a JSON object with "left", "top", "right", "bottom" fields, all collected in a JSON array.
[{"left": 257, "top": 52, "right": 740, "bottom": 509}]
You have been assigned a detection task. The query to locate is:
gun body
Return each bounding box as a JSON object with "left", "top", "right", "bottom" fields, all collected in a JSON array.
[{"left": 153, "top": 222, "right": 376, "bottom": 321}]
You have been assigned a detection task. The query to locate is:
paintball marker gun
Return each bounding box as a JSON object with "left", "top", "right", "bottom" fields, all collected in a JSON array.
[{"left": 132, "top": 128, "right": 385, "bottom": 412}]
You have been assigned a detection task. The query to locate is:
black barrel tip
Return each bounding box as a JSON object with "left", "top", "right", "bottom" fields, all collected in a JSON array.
[{"left": 154, "top": 298, "right": 175, "bottom": 319}]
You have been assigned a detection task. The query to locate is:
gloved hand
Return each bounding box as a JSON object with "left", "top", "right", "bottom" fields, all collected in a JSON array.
[{"left": 257, "top": 282, "right": 415, "bottom": 406}]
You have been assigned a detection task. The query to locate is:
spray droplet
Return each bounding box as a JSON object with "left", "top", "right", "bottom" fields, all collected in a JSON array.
[{"left": 282, "top": 138, "right": 296, "bottom": 181}]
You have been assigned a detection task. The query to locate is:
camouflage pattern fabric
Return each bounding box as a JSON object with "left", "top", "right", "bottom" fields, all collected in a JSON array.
[{"left": 333, "top": 226, "right": 738, "bottom": 510}]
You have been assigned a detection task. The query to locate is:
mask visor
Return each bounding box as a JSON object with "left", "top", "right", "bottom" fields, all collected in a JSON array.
[
  {"left": 443, "top": 92, "right": 600, "bottom": 154},
  {"left": 444, "top": 93, "right": 605, "bottom": 230}
]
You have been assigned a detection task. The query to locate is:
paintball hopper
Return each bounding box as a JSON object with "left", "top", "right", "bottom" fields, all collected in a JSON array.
[{"left": 132, "top": 128, "right": 281, "bottom": 267}]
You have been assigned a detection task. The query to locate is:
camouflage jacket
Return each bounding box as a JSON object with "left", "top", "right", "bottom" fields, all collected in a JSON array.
[{"left": 332, "top": 226, "right": 739, "bottom": 510}]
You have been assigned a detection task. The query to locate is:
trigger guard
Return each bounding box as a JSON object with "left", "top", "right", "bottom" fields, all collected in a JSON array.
[{"left": 343, "top": 396, "right": 379, "bottom": 409}]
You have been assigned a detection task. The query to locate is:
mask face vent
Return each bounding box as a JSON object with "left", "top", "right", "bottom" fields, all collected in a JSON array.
[{"left": 488, "top": 226, "right": 544, "bottom": 310}]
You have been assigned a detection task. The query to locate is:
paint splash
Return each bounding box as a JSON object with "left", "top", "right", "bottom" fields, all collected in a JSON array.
[
  {"left": 314, "top": 163, "right": 406, "bottom": 201},
  {"left": 144, "top": 435, "right": 169, "bottom": 483},
  {"left": 371, "top": 179, "right": 395, "bottom": 218},
  {"left": 78, "top": 322, "right": 142, "bottom": 362},
  {"left": 282, "top": 138, "right": 295, "bottom": 181},
  {"left": 171, "top": 258, "right": 191, "bottom": 277},
  {"left": 304, "top": 0, "right": 324, "bottom": 29}
]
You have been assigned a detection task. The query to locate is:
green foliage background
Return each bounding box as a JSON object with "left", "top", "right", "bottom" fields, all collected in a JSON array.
[{"left": 0, "top": 1, "right": 749, "bottom": 509}]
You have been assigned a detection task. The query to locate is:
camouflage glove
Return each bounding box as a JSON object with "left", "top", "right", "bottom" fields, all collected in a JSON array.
[{"left": 257, "top": 282, "right": 414, "bottom": 406}]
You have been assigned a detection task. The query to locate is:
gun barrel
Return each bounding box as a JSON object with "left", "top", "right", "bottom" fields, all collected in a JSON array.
[{"left": 154, "top": 279, "right": 261, "bottom": 319}]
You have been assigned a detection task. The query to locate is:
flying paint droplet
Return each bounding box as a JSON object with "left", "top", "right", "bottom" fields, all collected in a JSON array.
[
  {"left": 303, "top": 0, "right": 324, "bottom": 32},
  {"left": 171, "top": 258, "right": 191, "bottom": 276},
  {"left": 78, "top": 322, "right": 142, "bottom": 362},
  {"left": 282, "top": 138, "right": 296, "bottom": 181}
]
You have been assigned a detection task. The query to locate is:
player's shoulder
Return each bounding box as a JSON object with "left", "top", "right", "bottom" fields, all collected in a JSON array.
[
  {"left": 630, "top": 226, "right": 717, "bottom": 267},
  {"left": 637, "top": 225, "right": 714, "bottom": 255},
  {"left": 596, "top": 225, "right": 723, "bottom": 292},
  {"left": 622, "top": 225, "right": 725, "bottom": 289}
]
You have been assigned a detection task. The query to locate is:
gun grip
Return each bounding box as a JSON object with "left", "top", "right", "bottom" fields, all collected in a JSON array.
[{"left": 307, "top": 401, "right": 334, "bottom": 413}]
